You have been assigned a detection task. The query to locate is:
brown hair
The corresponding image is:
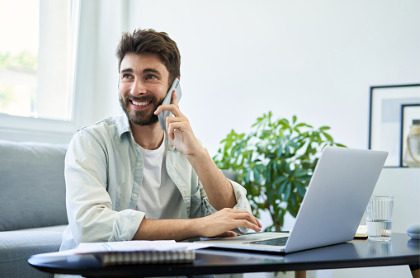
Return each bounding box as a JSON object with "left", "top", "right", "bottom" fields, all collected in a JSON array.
[{"left": 116, "top": 28, "right": 181, "bottom": 84}]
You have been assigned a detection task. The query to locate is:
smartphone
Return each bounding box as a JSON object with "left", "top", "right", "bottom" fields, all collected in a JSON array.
[{"left": 158, "top": 78, "right": 182, "bottom": 131}]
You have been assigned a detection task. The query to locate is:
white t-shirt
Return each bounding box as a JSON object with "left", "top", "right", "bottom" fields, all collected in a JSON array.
[{"left": 137, "top": 138, "right": 187, "bottom": 219}]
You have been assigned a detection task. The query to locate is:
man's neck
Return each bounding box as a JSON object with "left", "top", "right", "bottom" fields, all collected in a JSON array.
[{"left": 130, "top": 122, "right": 164, "bottom": 150}]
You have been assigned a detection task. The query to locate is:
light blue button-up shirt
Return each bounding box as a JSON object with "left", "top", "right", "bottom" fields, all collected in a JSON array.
[{"left": 60, "top": 114, "right": 251, "bottom": 251}]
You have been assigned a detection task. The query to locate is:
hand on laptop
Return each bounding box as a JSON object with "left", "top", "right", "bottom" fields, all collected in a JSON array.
[{"left": 195, "top": 208, "right": 262, "bottom": 238}]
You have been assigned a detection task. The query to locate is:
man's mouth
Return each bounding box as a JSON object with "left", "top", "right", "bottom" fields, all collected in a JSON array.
[{"left": 129, "top": 98, "right": 153, "bottom": 109}]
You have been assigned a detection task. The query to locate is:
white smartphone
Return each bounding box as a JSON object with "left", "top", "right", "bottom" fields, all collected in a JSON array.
[{"left": 158, "top": 78, "right": 182, "bottom": 131}]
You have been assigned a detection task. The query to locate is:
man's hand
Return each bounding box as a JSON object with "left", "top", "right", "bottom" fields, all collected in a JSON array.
[
  {"left": 154, "top": 91, "right": 202, "bottom": 156},
  {"left": 195, "top": 208, "right": 262, "bottom": 238}
]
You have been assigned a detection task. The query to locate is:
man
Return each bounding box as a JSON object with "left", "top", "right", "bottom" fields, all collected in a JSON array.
[{"left": 60, "top": 29, "right": 260, "bottom": 251}]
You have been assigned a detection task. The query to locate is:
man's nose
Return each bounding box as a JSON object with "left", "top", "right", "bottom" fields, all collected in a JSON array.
[{"left": 130, "top": 79, "right": 147, "bottom": 96}]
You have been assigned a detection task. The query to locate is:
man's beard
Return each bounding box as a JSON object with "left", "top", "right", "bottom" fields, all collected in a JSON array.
[{"left": 119, "top": 95, "right": 162, "bottom": 126}]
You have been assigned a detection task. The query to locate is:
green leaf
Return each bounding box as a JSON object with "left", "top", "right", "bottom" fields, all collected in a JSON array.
[{"left": 321, "top": 131, "right": 333, "bottom": 142}]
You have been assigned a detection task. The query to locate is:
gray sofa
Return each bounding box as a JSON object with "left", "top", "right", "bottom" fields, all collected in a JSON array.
[{"left": 0, "top": 140, "right": 68, "bottom": 278}]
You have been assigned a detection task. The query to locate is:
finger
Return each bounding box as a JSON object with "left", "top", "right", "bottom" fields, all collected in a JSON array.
[
  {"left": 167, "top": 122, "right": 187, "bottom": 135},
  {"left": 167, "top": 122, "right": 186, "bottom": 141},
  {"left": 166, "top": 116, "right": 187, "bottom": 125},
  {"left": 233, "top": 214, "right": 261, "bottom": 228},
  {"left": 166, "top": 117, "right": 183, "bottom": 138},
  {"left": 249, "top": 215, "right": 262, "bottom": 227},
  {"left": 154, "top": 103, "right": 183, "bottom": 117},
  {"left": 231, "top": 212, "right": 261, "bottom": 226},
  {"left": 228, "top": 209, "right": 262, "bottom": 227},
  {"left": 171, "top": 91, "right": 179, "bottom": 106},
  {"left": 235, "top": 220, "right": 262, "bottom": 232}
]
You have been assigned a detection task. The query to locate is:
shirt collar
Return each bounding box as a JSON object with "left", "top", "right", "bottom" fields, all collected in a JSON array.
[
  {"left": 115, "top": 114, "right": 175, "bottom": 151},
  {"left": 116, "top": 114, "right": 131, "bottom": 138}
]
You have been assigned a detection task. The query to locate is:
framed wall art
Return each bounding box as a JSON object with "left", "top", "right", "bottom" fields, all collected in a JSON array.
[
  {"left": 400, "top": 104, "right": 420, "bottom": 167},
  {"left": 368, "top": 83, "right": 420, "bottom": 167}
]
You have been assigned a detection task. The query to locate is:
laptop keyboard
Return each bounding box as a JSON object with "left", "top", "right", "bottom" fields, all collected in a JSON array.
[{"left": 251, "top": 237, "right": 289, "bottom": 246}]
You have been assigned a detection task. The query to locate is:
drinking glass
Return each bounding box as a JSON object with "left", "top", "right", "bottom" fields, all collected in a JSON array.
[{"left": 366, "top": 196, "right": 394, "bottom": 241}]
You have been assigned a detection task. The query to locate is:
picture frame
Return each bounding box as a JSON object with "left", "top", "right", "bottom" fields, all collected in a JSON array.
[
  {"left": 400, "top": 104, "right": 420, "bottom": 167},
  {"left": 368, "top": 83, "right": 420, "bottom": 167}
]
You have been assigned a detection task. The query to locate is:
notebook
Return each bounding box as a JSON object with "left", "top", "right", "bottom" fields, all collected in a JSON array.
[
  {"left": 197, "top": 147, "right": 387, "bottom": 254},
  {"left": 33, "top": 240, "right": 207, "bottom": 266},
  {"left": 94, "top": 249, "right": 195, "bottom": 266},
  {"left": 73, "top": 240, "right": 204, "bottom": 265}
]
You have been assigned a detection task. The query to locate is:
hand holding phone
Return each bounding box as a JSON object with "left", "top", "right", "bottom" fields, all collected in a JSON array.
[
  {"left": 158, "top": 78, "right": 182, "bottom": 131},
  {"left": 155, "top": 79, "right": 202, "bottom": 155}
]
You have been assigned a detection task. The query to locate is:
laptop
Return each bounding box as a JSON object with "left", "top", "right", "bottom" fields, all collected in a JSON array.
[{"left": 198, "top": 147, "right": 387, "bottom": 254}]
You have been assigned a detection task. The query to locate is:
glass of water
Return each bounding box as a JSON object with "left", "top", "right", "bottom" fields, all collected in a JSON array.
[{"left": 366, "top": 195, "right": 394, "bottom": 241}]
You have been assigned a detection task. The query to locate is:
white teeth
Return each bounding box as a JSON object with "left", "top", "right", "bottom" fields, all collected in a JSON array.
[{"left": 132, "top": 100, "right": 149, "bottom": 106}]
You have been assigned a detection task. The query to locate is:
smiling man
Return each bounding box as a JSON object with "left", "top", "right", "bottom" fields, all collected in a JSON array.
[{"left": 59, "top": 29, "right": 260, "bottom": 251}]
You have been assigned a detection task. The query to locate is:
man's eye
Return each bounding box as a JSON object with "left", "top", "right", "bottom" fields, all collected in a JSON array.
[
  {"left": 145, "top": 74, "right": 158, "bottom": 80},
  {"left": 121, "top": 73, "right": 133, "bottom": 80}
]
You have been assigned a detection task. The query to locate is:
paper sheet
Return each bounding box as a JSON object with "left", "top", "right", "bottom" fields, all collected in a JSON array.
[
  {"left": 34, "top": 240, "right": 210, "bottom": 258},
  {"left": 75, "top": 240, "right": 209, "bottom": 253}
]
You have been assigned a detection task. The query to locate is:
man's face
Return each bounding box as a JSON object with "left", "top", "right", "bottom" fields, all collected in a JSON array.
[{"left": 118, "top": 53, "right": 170, "bottom": 126}]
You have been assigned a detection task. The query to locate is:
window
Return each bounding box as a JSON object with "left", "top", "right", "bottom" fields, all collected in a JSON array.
[{"left": 0, "top": 0, "right": 73, "bottom": 121}]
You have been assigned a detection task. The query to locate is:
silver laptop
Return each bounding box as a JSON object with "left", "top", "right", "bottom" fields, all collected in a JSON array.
[{"left": 199, "top": 147, "right": 387, "bottom": 254}]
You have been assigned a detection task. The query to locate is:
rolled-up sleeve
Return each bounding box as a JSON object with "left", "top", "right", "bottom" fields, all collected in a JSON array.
[
  {"left": 190, "top": 177, "right": 252, "bottom": 218},
  {"left": 65, "top": 130, "right": 144, "bottom": 244},
  {"left": 230, "top": 179, "right": 254, "bottom": 234},
  {"left": 230, "top": 179, "right": 252, "bottom": 212}
]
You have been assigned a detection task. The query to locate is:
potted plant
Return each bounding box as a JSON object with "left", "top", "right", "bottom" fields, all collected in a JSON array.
[{"left": 213, "top": 112, "right": 345, "bottom": 231}]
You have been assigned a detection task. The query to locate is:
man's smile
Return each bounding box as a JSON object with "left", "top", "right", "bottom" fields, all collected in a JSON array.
[{"left": 128, "top": 97, "right": 154, "bottom": 110}]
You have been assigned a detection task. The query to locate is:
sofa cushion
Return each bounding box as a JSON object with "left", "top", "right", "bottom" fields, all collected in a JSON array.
[
  {"left": 0, "top": 225, "right": 66, "bottom": 278},
  {"left": 0, "top": 140, "right": 68, "bottom": 231}
]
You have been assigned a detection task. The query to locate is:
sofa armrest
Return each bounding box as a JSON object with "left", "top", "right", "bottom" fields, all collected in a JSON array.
[{"left": 0, "top": 140, "right": 68, "bottom": 231}]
